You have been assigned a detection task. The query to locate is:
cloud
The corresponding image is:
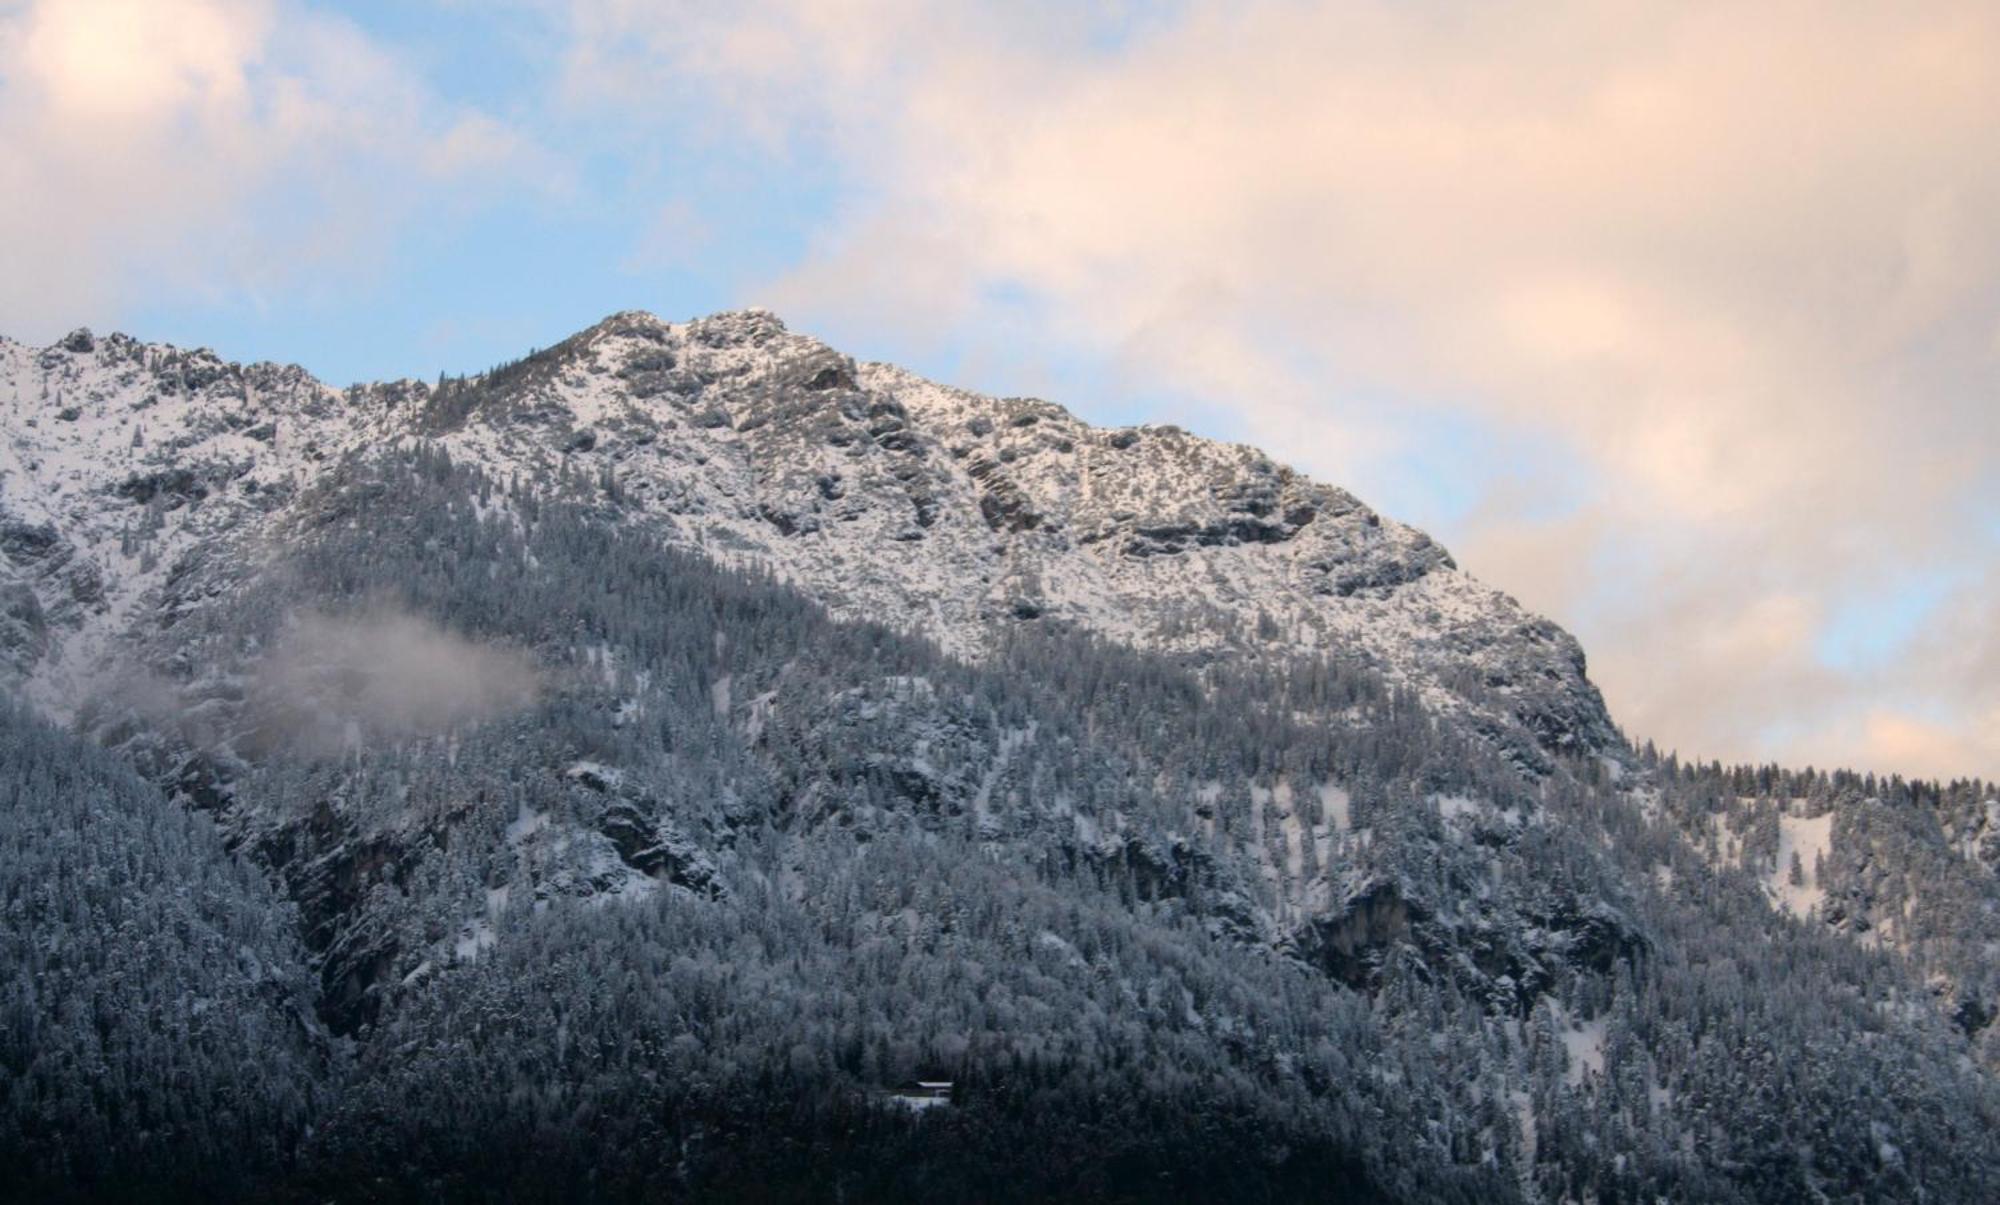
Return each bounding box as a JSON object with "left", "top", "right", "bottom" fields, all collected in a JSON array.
[
  {"left": 1856, "top": 710, "right": 1999, "bottom": 783},
  {"left": 620, "top": 198, "right": 714, "bottom": 274},
  {"left": 554, "top": 0, "right": 2000, "bottom": 779},
  {"left": 246, "top": 606, "right": 541, "bottom": 756},
  {"left": 0, "top": 0, "right": 541, "bottom": 340}
]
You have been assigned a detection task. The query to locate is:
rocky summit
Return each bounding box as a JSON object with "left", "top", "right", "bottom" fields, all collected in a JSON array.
[{"left": 1, "top": 309, "right": 1611, "bottom": 765}]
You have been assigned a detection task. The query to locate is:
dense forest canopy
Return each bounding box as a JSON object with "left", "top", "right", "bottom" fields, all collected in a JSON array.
[{"left": 2, "top": 444, "right": 1994, "bottom": 1201}]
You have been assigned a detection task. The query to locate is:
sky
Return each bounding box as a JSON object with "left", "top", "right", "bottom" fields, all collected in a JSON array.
[{"left": 2, "top": 0, "right": 1995, "bottom": 781}]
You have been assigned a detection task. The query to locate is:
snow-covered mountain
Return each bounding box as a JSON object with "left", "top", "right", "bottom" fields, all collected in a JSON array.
[
  {"left": 0, "top": 309, "right": 1612, "bottom": 768},
  {"left": 4, "top": 312, "right": 1997, "bottom": 1203}
]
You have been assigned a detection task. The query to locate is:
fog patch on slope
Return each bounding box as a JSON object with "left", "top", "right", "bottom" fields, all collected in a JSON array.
[{"left": 248, "top": 606, "right": 541, "bottom": 755}]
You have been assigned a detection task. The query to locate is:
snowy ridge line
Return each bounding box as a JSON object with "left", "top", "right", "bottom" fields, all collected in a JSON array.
[{"left": 0, "top": 309, "right": 1615, "bottom": 768}]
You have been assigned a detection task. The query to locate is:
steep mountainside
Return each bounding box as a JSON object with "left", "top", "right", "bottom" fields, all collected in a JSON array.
[
  {"left": 1, "top": 313, "right": 1996, "bottom": 1203},
  {"left": 0, "top": 311, "right": 1610, "bottom": 770}
]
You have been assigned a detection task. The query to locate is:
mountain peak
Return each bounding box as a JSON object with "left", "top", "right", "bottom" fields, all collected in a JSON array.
[
  {"left": 0, "top": 308, "right": 1614, "bottom": 766},
  {"left": 596, "top": 305, "right": 791, "bottom": 340}
]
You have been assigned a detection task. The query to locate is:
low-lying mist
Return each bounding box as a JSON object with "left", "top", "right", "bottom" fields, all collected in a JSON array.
[{"left": 243, "top": 605, "right": 542, "bottom": 756}]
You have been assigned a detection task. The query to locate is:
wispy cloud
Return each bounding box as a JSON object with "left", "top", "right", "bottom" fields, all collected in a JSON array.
[
  {"left": 0, "top": 0, "right": 546, "bottom": 340},
  {"left": 554, "top": 0, "right": 2000, "bottom": 778},
  {"left": 247, "top": 605, "right": 542, "bottom": 756}
]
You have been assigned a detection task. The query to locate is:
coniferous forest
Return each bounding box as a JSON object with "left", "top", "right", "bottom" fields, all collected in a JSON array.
[{"left": 3, "top": 443, "right": 1996, "bottom": 1203}]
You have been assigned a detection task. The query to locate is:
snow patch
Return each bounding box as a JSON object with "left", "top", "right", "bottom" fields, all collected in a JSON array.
[
  {"left": 506, "top": 806, "right": 549, "bottom": 844},
  {"left": 1319, "top": 781, "right": 1351, "bottom": 833},
  {"left": 1768, "top": 812, "right": 1833, "bottom": 919},
  {"left": 1435, "top": 794, "right": 1479, "bottom": 823},
  {"left": 566, "top": 760, "right": 624, "bottom": 790},
  {"left": 455, "top": 922, "right": 497, "bottom": 961},
  {"left": 1561, "top": 1017, "right": 1607, "bottom": 1086}
]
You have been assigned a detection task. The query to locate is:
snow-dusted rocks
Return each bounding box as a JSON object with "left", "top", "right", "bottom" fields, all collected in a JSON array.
[{"left": 0, "top": 309, "right": 1615, "bottom": 766}]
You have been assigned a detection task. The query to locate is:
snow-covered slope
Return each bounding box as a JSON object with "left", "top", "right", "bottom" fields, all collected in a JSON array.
[
  {"left": 0, "top": 328, "right": 403, "bottom": 708},
  {"left": 0, "top": 310, "right": 1613, "bottom": 767}
]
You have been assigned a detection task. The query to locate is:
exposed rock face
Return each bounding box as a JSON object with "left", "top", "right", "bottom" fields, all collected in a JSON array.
[
  {"left": 0, "top": 310, "right": 1617, "bottom": 763},
  {"left": 1300, "top": 880, "right": 1420, "bottom": 990}
]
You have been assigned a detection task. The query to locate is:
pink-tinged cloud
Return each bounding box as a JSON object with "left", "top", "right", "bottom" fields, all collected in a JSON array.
[
  {"left": 0, "top": 0, "right": 546, "bottom": 339},
  {"left": 559, "top": 0, "right": 2000, "bottom": 779}
]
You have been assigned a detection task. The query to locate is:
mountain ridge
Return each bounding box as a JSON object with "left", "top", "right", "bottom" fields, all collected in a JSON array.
[{"left": 0, "top": 307, "right": 1615, "bottom": 773}]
